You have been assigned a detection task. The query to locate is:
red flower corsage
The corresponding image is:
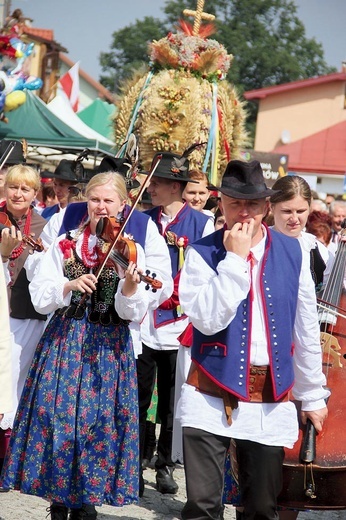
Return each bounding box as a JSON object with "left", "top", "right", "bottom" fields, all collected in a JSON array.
[
  {"left": 176, "top": 235, "right": 189, "bottom": 248},
  {"left": 59, "top": 238, "right": 76, "bottom": 259}
]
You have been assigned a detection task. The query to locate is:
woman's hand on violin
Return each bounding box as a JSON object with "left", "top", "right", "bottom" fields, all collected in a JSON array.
[
  {"left": 64, "top": 273, "right": 98, "bottom": 297},
  {"left": 122, "top": 261, "right": 141, "bottom": 297},
  {"left": 1, "top": 226, "right": 22, "bottom": 260},
  {"left": 301, "top": 406, "right": 328, "bottom": 433}
]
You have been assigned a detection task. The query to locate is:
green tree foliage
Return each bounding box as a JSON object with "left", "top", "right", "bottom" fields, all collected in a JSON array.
[
  {"left": 99, "top": 17, "right": 166, "bottom": 92},
  {"left": 100, "top": 0, "right": 335, "bottom": 125}
]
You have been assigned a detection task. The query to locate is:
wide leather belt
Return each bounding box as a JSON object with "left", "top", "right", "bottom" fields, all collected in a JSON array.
[
  {"left": 248, "top": 365, "right": 289, "bottom": 403},
  {"left": 186, "top": 362, "right": 289, "bottom": 425}
]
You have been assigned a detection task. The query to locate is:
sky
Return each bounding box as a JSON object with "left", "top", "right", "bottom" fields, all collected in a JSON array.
[{"left": 11, "top": 0, "right": 346, "bottom": 80}]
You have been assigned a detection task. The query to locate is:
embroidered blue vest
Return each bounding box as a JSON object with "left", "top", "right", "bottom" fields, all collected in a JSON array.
[
  {"left": 58, "top": 202, "right": 148, "bottom": 249},
  {"left": 191, "top": 228, "right": 302, "bottom": 401},
  {"left": 41, "top": 203, "right": 59, "bottom": 221},
  {"left": 145, "top": 203, "right": 209, "bottom": 327}
]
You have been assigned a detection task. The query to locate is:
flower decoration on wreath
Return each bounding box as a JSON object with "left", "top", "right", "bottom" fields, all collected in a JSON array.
[
  {"left": 114, "top": 0, "right": 249, "bottom": 187},
  {"left": 150, "top": 28, "right": 233, "bottom": 83}
]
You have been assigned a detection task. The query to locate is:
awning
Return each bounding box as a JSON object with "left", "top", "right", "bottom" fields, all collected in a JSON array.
[
  {"left": 78, "top": 98, "right": 116, "bottom": 141},
  {"left": 0, "top": 91, "right": 115, "bottom": 156}
]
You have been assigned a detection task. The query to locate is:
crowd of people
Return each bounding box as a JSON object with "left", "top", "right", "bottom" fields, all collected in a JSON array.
[{"left": 0, "top": 137, "right": 343, "bottom": 520}]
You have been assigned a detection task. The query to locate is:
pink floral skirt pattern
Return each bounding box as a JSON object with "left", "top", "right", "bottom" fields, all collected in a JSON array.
[{"left": 0, "top": 312, "right": 139, "bottom": 508}]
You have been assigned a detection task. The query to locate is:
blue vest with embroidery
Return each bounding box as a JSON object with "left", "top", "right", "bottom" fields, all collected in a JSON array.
[
  {"left": 41, "top": 203, "right": 59, "bottom": 221},
  {"left": 145, "top": 203, "right": 209, "bottom": 327},
  {"left": 58, "top": 202, "right": 148, "bottom": 249},
  {"left": 191, "top": 227, "right": 302, "bottom": 401}
]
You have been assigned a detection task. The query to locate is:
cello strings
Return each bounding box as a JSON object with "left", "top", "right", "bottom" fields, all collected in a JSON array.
[{"left": 318, "top": 233, "right": 346, "bottom": 379}]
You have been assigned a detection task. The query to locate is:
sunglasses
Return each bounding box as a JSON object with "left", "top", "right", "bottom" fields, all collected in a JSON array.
[{"left": 68, "top": 185, "right": 87, "bottom": 197}]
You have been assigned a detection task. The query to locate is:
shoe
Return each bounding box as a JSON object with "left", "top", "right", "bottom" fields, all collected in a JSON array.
[
  {"left": 69, "top": 504, "right": 97, "bottom": 519},
  {"left": 46, "top": 503, "right": 69, "bottom": 520},
  {"left": 156, "top": 466, "right": 178, "bottom": 494}
]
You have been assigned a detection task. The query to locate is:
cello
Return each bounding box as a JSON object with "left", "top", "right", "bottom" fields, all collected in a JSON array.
[{"left": 278, "top": 223, "right": 346, "bottom": 510}]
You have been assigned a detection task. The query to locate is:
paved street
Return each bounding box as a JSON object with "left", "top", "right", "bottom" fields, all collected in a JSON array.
[{"left": 1, "top": 463, "right": 345, "bottom": 519}]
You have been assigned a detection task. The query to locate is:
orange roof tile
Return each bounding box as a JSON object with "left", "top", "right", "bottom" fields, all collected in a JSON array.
[
  {"left": 273, "top": 120, "right": 346, "bottom": 174},
  {"left": 23, "top": 27, "right": 54, "bottom": 41},
  {"left": 244, "top": 72, "right": 346, "bottom": 100}
]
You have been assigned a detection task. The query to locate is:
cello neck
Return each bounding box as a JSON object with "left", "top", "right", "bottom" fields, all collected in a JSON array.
[{"left": 321, "top": 223, "right": 346, "bottom": 308}]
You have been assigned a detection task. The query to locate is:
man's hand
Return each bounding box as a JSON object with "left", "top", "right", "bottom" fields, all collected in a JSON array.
[
  {"left": 223, "top": 219, "right": 254, "bottom": 259},
  {"left": 301, "top": 406, "right": 328, "bottom": 433}
]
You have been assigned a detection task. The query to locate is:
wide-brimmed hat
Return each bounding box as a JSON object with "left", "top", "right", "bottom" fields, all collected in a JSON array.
[
  {"left": 43, "top": 159, "right": 80, "bottom": 183},
  {"left": 209, "top": 160, "right": 277, "bottom": 200},
  {"left": 143, "top": 145, "right": 206, "bottom": 184},
  {"left": 97, "top": 156, "right": 140, "bottom": 189},
  {"left": 0, "top": 139, "right": 26, "bottom": 166}
]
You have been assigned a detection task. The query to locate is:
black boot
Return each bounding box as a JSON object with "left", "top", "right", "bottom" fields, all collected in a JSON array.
[
  {"left": 139, "top": 470, "right": 145, "bottom": 498},
  {"left": 0, "top": 458, "right": 9, "bottom": 493},
  {"left": 156, "top": 466, "right": 178, "bottom": 494},
  {"left": 46, "top": 503, "right": 69, "bottom": 520},
  {"left": 142, "top": 421, "right": 156, "bottom": 469},
  {"left": 69, "top": 504, "right": 97, "bottom": 520}
]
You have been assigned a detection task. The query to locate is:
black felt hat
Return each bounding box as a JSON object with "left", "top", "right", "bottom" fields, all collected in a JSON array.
[
  {"left": 97, "top": 156, "right": 140, "bottom": 189},
  {"left": 210, "top": 160, "right": 277, "bottom": 200},
  {"left": 143, "top": 144, "right": 207, "bottom": 184},
  {"left": 46, "top": 160, "right": 80, "bottom": 183},
  {"left": 0, "top": 139, "right": 26, "bottom": 165}
]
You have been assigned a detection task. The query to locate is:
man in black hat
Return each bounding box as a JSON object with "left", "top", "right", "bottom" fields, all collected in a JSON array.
[
  {"left": 41, "top": 159, "right": 81, "bottom": 222},
  {"left": 177, "top": 159, "right": 329, "bottom": 519},
  {"left": 0, "top": 139, "right": 25, "bottom": 203},
  {"left": 138, "top": 151, "right": 214, "bottom": 495}
]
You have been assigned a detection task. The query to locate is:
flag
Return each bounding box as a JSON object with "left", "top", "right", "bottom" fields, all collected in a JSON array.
[{"left": 59, "top": 62, "right": 80, "bottom": 112}]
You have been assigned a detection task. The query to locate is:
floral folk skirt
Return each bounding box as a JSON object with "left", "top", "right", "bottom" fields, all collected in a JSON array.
[{"left": 0, "top": 312, "right": 139, "bottom": 508}]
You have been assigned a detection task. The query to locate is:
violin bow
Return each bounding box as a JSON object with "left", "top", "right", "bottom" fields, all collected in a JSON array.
[
  {"left": 94, "top": 152, "right": 162, "bottom": 280},
  {"left": 0, "top": 141, "right": 17, "bottom": 170},
  {"left": 73, "top": 151, "right": 164, "bottom": 316}
]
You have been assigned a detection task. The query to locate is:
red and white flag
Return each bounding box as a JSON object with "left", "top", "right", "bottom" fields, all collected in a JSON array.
[{"left": 59, "top": 61, "right": 80, "bottom": 112}]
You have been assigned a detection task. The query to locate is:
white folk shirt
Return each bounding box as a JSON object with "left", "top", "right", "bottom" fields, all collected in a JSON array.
[
  {"left": 28, "top": 231, "right": 150, "bottom": 325},
  {"left": 25, "top": 219, "right": 174, "bottom": 358},
  {"left": 141, "top": 214, "right": 215, "bottom": 350},
  {"left": 178, "top": 228, "right": 329, "bottom": 448}
]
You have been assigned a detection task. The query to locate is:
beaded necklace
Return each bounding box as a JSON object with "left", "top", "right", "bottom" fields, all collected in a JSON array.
[
  {"left": 81, "top": 225, "right": 100, "bottom": 268},
  {"left": 7, "top": 207, "right": 32, "bottom": 260}
]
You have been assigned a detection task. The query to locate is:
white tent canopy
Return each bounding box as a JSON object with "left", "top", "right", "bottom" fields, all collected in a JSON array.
[{"left": 47, "top": 94, "right": 114, "bottom": 146}]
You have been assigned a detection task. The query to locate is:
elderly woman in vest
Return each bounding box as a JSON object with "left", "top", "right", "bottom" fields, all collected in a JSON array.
[
  {"left": 0, "top": 164, "right": 46, "bottom": 471},
  {"left": 1, "top": 172, "right": 153, "bottom": 520}
]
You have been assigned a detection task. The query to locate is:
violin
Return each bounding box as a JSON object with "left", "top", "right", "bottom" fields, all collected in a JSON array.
[
  {"left": 0, "top": 212, "right": 44, "bottom": 253},
  {"left": 73, "top": 152, "right": 163, "bottom": 315},
  {"left": 96, "top": 215, "right": 162, "bottom": 292}
]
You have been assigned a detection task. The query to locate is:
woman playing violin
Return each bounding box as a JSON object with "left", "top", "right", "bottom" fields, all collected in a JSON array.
[
  {"left": 0, "top": 172, "right": 151, "bottom": 520},
  {"left": 0, "top": 164, "right": 46, "bottom": 472}
]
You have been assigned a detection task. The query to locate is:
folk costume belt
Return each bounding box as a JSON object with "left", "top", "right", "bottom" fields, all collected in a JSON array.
[{"left": 186, "top": 362, "right": 289, "bottom": 425}]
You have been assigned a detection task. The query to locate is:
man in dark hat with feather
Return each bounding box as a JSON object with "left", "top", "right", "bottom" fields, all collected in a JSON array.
[
  {"left": 138, "top": 149, "right": 214, "bottom": 496},
  {"left": 177, "top": 159, "right": 329, "bottom": 520}
]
